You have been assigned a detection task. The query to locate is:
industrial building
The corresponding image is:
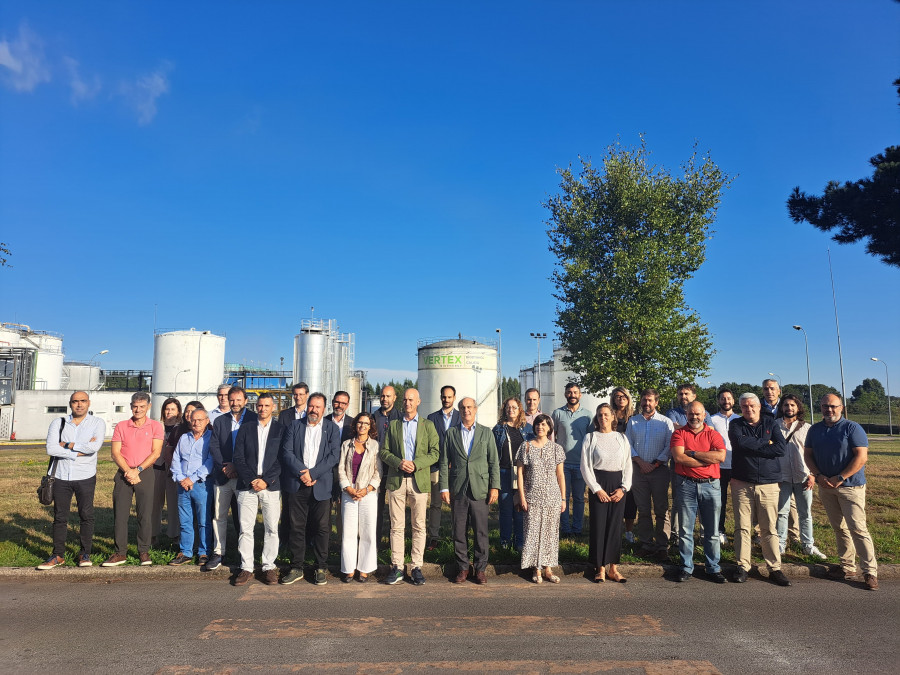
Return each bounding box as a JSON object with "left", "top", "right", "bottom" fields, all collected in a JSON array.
[
  {"left": 519, "top": 341, "right": 606, "bottom": 413},
  {"left": 418, "top": 336, "right": 499, "bottom": 426}
]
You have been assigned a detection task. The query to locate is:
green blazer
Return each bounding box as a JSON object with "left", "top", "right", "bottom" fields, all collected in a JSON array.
[
  {"left": 440, "top": 422, "right": 500, "bottom": 501},
  {"left": 379, "top": 416, "right": 439, "bottom": 493}
]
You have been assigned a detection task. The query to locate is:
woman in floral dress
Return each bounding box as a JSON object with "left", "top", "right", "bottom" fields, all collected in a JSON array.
[{"left": 516, "top": 414, "right": 566, "bottom": 584}]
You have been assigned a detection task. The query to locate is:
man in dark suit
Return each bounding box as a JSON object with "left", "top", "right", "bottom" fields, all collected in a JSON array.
[
  {"left": 426, "top": 385, "right": 460, "bottom": 548},
  {"left": 372, "top": 385, "right": 402, "bottom": 553},
  {"left": 206, "top": 386, "right": 257, "bottom": 572},
  {"left": 279, "top": 392, "right": 340, "bottom": 586},
  {"left": 232, "top": 393, "right": 283, "bottom": 586},
  {"left": 277, "top": 382, "right": 309, "bottom": 544},
  {"left": 325, "top": 390, "right": 355, "bottom": 537},
  {"left": 441, "top": 397, "right": 500, "bottom": 584}
]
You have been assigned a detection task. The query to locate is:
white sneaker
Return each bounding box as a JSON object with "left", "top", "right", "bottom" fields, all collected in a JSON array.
[
  {"left": 624, "top": 531, "right": 635, "bottom": 543},
  {"left": 803, "top": 544, "right": 827, "bottom": 560},
  {"left": 718, "top": 532, "right": 727, "bottom": 546}
]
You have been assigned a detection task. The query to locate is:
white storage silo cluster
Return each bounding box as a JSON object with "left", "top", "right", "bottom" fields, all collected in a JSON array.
[
  {"left": 417, "top": 337, "right": 499, "bottom": 426},
  {"left": 519, "top": 342, "right": 606, "bottom": 413},
  {"left": 151, "top": 329, "right": 225, "bottom": 417},
  {"left": 292, "top": 318, "right": 356, "bottom": 404},
  {"left": 0, "top": 323, "right": 65, "bottom": 390}
]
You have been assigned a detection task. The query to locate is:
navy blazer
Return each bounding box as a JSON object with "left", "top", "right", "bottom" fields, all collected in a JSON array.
[
  {"left": 279, "top": 418, "right": 340, "bottom": 500},
  {"left": 209, "top": 408, "right": 258, "bottom": 485},
  {"left": 233, "top": 419, "right": 284, "bottom": 491},
  {"left": 427, "top": 408, "right": 460, "bottom": 469},
  {"left": 277, "top": 407, "right": 305, "bottom": 428},
  {"left": 325, "top": 413, "right": 356, "bottom": 442}
]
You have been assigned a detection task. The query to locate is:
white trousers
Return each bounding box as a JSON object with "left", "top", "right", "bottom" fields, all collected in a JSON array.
[
  {"left": 212, "top": 477, "right": 237, "bottom": 554},
  {"left": 341, "top": 491, "right": 379, "bottom": 574},
  {"left": 237, "top": 488, "right": 281, "bottom": 572}
]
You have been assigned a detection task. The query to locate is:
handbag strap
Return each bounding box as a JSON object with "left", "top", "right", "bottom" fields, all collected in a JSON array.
[{"left": 47, "top": 416, "right": 66, "bottom": 477}]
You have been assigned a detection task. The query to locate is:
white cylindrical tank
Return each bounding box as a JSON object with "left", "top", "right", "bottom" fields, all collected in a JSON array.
[
  {"left": 418, "top": 338, "right": 499, "bottom": 426},
  {"left": 294, "top": 325, "right": 328, "bottom": 395},
  {"left": 32, "top": 334, "right": 64, "bottom": 390},
  {"left": 0, "top": 324, "right": 24, "bottom": 347},
  {"left": 64, "top": 363, "right": 101, "bottom": 391},
  {"left": 346, "top": 374, "right": 361, "bottom": 417},
  {"left": 151, "top": 329, "right": 225, "bottom": 418}
]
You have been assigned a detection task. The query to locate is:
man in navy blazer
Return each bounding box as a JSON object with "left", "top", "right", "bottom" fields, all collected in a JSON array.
[
  {"left": 279, "top": 392, "right": 340, "bottom": 586},
  {"left": 206, "top": 386, "right": 257, "bottom": 571},
  {"left": 232, "top": 393, "right": 283, "bottom": 586},
  {"left": 426, "top": 385, "right": 460, "bottom": 548}
]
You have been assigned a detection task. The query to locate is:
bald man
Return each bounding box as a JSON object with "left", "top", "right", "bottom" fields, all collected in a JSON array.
[
  {"left": 379, "top": 388, "right": 439, "bottom": 585},
  {"left": 38, "top": 391, "right": 106, "bottom": 570}
]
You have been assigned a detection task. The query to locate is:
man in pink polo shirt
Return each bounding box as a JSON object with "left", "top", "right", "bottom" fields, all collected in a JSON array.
[
  {"left": 102, "top": 392, "right": 164, "bottom": 566},
  {"left": 670, "top": 401, "right": 727, "bottom": 583}
]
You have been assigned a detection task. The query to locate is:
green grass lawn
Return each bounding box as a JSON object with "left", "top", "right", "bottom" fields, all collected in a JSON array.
[{"left": 2, "top": 436, "right": 897, "bottom": 569}]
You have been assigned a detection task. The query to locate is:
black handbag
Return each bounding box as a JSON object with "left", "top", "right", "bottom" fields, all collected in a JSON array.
[{"left": 37, "top": 417, "right": 65, "bottom": 505}]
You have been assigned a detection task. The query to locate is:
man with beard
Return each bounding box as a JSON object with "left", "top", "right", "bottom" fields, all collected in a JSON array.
[
  {"left": 708, "top": 389, "right": 739, "bottom": 546},
  {"left": 625, "top": 389, "right": 674, "bottom": 560},
  {"left": 551, "top": 383, "right": 592, "bottom": 536},
  {"left": 729, "top": 393, "right": 790, "bottom": 586},
  {"left": 775, "top": 394, "right": 826, "bottom": 559},
  {"left": 372, "top": 385, "right": 403, "bottom": 552},
  {"left": 670, "top": 401, "right": 726, "bottom": 583},
  {"left": 804, "top": 394, "right": 877, "bottom": 590}
]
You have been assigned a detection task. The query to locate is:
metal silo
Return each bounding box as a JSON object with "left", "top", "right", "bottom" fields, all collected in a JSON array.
[
  {"left": 417, "top": 337, "right": 499, "bottom": 426},
  {"left": 151, "top": 329, "right": 225, "bottom": 418},
  {"left": 293, "top": 320, "right": 328, "bottom": 395},
  {"left": 29, "top": 331, "right": 64, "bottom": 390}
]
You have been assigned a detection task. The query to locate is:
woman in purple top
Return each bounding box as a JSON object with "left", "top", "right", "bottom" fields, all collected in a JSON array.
[{"left": 338, "top": 412, "right": 382, "bottom": 583}]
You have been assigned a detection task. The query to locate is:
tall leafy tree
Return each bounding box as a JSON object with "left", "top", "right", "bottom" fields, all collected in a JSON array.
[{"left": 545, "top": 138, "right": 731, "bottom": 401}]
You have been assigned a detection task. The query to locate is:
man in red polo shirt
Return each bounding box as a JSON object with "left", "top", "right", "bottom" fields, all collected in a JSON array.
[
  {"left": 670, "top": 401, "right": 727, "bottom": 583},
  {"left": 102, "top": 392, "right": 164, "bottom": 566}
]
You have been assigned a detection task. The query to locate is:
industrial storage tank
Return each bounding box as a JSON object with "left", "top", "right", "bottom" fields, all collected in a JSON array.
[
  {"left": 63, "top": 363, "right": 102, "bottom": 391},
  {"left": 29, "top": 332, "right": 64, "bottom": 390},
  {"left": 293, "top": 321, "right": 328, "bottom": 394},
  {"left": 151, "top": 329, "right": 225, "bottom": 418},
  {"left": 418, "top": 337, "right": 499, "bottom": 426},
  {"left": 346, "top": 374, "right": 362, "bottom": 416}
]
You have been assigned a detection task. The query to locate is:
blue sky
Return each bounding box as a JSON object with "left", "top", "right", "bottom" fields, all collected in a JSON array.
[{"left": 1, "top": 1, "right": 898, "bottom": 397}]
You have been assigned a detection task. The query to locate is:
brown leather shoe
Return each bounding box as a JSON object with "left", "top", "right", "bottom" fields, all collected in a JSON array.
[
  {"left": 101, "top": 553, "right": 127, "bottom": 567},
  {"left": 138, "top": 552, "right": 152, "bottom": 566},
  {"left": 263, "top": 569, "right": 278, "bottom": 585},
  {"left": 233, "top": 570, "right": 253, "bottom": 586},
  {"left": 474, "top": 570, "right": 487, "bottom": 585},
  {"left": 453, "top": 569, "right": 469, "bottom": 584},
  {"left": 864, "top": 574, "right": 879, "bottom": 591}
]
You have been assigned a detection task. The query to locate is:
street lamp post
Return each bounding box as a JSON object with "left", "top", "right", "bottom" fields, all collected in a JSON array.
[
  {"left": 793, "top": 326, "right": 814, "bottom": 422},
  {"left": 871, "top": 357, "right": 893, "bottom": 437},
  {"left": 471, "top": 365, "right": 482, "bottom": 407},
  {"left": 767, "top": 371, "right": 783, "bottom": 386},
  {"left": 88, "top": 349, "right": 109, "bottom": 365},
  {"left": 175, "top": 368, "right": 191, "bottom": 396},
  {"left": 530, "top": 332, "right": 547, "bottom": 397}
]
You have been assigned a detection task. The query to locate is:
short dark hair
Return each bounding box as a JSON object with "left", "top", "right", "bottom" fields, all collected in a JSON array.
[
  {"left": 677, "top": 383, "right": 696, "bottom": 394},
  {"left": 333, "top": 390, "right": 350, "bottom": 401},
  {"left": 308, "top": 392, "right": 327, "bottom": 407},
  {"left": 292, "top": 382, "right": 309, "bottom": 394},
  {"left": 257, "top": 392, "right": 275, "bottom": 403},
  {"left": 565, "top": 382, "right": 580, "bottom": 392},
  {"left": 131, "top": 392, "right": 150, "bottom": 405},
  {"left": 640, "top": 388, "right": 659, "bottom": 401},
  {"left": 717, "top": 388, "right": 734, "bottom": 398},
  {"left": 525, "top": 387, "right": 539, "bottom": 398},
  {"left": 532, "top": 413, "right": 554, "bottom": 436},
  {"left": 228, "top": 385, "right": 247, "bottom": 398},
  {"left": 440, "top": 385, "right": 456, "bottom": 397}
]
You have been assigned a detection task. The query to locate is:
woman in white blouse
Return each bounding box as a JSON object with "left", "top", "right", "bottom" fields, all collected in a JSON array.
[
  {"left": 338, "top": 412, "right": 382, "bottom": 583},
  {"left": 580, "top": 403, "right": 633, "bottom": 583}
]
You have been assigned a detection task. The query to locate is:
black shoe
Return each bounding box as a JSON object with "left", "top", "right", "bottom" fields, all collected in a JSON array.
[
  {"left": 314, "top": 568, "right": 327, "bottom": 586},
  {"left": 342, "top": 573, "right": 352, "bottom": 583},
  {"left": 676, "top": 570, "right": 691, "bottom": 582},
  {"left": 411, "top": 567, "right": 426, "bottom": 586},
  {"left": 385, "top": 565, "right": 403, "bottom": 585},
  {"left": 732, "top": 568, "right": 748, "bottom": 583},
  {"left": 706, "top": 571, "right": 727, "bottom": 584},
  {"left": 770, "top": 570, "right": 792, "bottom": 587},
  {"left": 203, "top": 554, "right": 222, "bottom": 571},
  {"left": 168, "top": 552, "right": 191, "bottom": 566}
]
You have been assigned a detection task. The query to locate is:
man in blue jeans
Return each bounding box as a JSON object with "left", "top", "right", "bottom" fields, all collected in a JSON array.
[
  {"left": 670, "top": 401, "right": 727, "bottom": 583},
  {"left": 169, "top": 408, "right": 213, "bottom": 566},
  {"left": 552, "top": 383, "right": 592, "bottom": 536}
]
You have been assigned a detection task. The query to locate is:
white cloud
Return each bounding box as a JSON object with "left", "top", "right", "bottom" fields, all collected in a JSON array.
[
  {"left": 120, "top": 61, "right": 172, "bottom": 125},
  {"left": 0, "top": 22, "right": 51, "bottom": 92},
  {"left": 63, "top": 56, "right": 100, "bottom": 105}
]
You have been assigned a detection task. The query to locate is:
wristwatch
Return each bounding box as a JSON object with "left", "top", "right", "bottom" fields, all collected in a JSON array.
[{"left": 137, "top": 465, "right": 143, "bottom": 473}]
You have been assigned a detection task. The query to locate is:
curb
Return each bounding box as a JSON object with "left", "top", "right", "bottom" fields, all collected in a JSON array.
[{"left": 4, "top": 562, "right": 897, "bottom": 582}]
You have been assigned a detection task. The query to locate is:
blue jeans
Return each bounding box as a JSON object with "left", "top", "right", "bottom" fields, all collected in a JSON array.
[
  {"left": 674, "top": 475, "right": 721, "bottom": 574},
  {"left": 560, "top": 464, "right": 585, "bottom": 534},
  {"left": 498, "top": 468, "right": 524, "bottom": 548},
  {"left": 776, "top": 482, "right": 814, "bottom": 548},
  {"left": 177, "top": 479, "right": 212, "bottom": 557}
]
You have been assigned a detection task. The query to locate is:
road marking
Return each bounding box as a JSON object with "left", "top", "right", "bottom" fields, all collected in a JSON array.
[
  {"left": 158, "top": 659, "right": 720, "bottom": 674},
  {"left": 198, "top": 615, "right": 672, "bottom": 639}
]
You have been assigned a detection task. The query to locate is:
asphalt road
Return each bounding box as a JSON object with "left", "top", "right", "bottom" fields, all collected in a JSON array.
[{"left": 0, "top": 572, "right": 894, "bottom": 674}]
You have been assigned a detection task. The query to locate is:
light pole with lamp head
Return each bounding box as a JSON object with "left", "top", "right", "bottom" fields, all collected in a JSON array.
[
  {"left": 871, "top": 357, "right": 893, "bottom": 437},
  {"left": 175, "top": 368, "right": 191, "bottom": 397},
  {"left": 793, "top": 326, "right": 814, "bottom": 422},
  {"left": 530, "top": 332, "right": 547, "bottom": 398}
]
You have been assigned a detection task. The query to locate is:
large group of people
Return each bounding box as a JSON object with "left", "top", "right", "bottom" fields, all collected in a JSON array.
[{"left": 38, "top": 378, "right": 879, "bottom": 591}]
